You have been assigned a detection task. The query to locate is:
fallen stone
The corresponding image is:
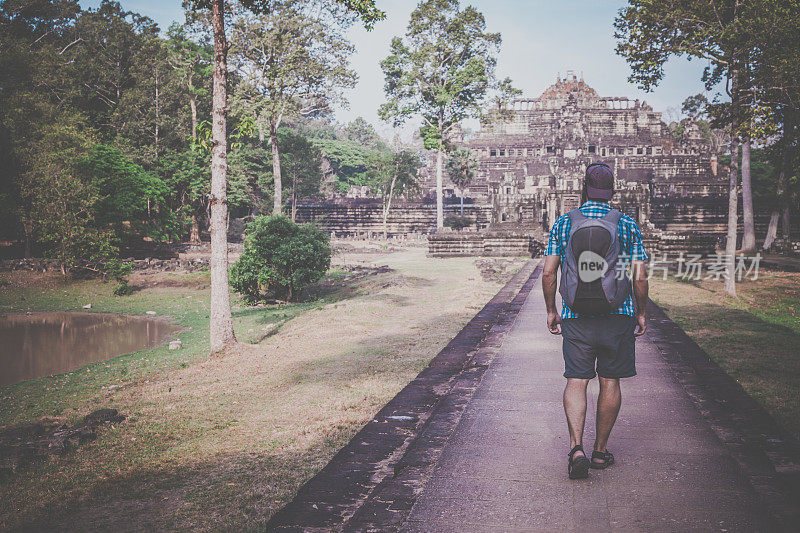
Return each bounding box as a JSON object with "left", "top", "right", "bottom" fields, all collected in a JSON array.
[
  {"left": 145, "top": 311, "right": 157, "bottom": 315},
  {"left": 169, "top": 339, "right": 182, "bottom": 350},
  {"left": 82, "top": 304, "right": 92, "bottom": 309}
]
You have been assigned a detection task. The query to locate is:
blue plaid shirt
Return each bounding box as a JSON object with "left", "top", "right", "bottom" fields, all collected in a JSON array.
[{"left": 545, "top": 201, "right": 648, "bottom": 318}]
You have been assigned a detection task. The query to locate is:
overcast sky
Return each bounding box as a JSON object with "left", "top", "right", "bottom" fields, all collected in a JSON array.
[{"left": 80, "top": 0, "right": 720, "bottom": 136}]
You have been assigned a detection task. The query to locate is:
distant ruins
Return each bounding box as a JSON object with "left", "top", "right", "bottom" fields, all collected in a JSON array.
[{"left": 297, "top": 72, "right": 727, "bottom": 256}]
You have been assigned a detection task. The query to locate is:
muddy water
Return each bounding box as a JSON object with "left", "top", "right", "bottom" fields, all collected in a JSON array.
[{"left": 0, "top": 312, "right": 180, "bottom": 387}]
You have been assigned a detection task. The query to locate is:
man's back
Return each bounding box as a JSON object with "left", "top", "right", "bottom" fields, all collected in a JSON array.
[
  {"left": 540, "top": 162, "right": 650, "bottom": 479},
  {"left": 546, "top": 200, "right": 648, "bottom": 319}
]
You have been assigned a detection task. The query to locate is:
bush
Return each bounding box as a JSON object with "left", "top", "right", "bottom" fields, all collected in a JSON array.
[
  {"left": 444, "top": 215, "right": 475, "bottom": 231},
  {"left": 230, "top": 215, "right": 331, "bottom": 302},
  {"left": 113, "top": 280, "right": 136, "bottom": 296}
]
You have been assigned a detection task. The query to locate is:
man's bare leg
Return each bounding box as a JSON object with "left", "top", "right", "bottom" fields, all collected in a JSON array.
[
  {"left": 594, "top": 377, "right": 621, "bottom": 462},
  {"left": 564, "top": 378, "right": 590, "bottom": 459}
]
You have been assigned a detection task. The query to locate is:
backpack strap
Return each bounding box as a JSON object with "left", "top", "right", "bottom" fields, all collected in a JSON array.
[
  {"left": 604, "top": 208, "right": 623, "bottom": 225},
  {"left": 567, "top": 208, "right": 587, "bottom": 224}
]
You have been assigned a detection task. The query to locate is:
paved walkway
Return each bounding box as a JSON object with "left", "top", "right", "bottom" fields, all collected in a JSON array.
[{"left": 402, "top": 276, "right": 774, "bottom": 532}]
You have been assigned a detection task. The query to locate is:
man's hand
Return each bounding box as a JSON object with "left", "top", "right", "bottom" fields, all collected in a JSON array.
[
  {"left": 547, "top": 311, "right": 562, "bottom": 335},
  {"left": 634, "top": 312, "right": 647, "bottom": 336},
  {"left": 631, "top": 261, "right": 649, "bottom": 337},
  {"left": 542, "top": 255, "right": 562, "bottom": 335}
]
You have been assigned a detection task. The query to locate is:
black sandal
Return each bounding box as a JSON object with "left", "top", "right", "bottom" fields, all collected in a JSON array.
[
  {"left": 568, "top": 445, "right": 590, "bottom": 479},
  {"left": 590, "top": 450, "right": 615, "bottom": 470}
]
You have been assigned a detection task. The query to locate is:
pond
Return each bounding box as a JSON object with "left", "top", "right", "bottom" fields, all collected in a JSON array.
[{"left": 0, "top": 312, "right": 180, "bottom": 387}]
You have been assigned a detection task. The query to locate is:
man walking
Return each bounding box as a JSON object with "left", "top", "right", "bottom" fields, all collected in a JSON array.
[{"left": 541, "top": 163, "right": 649, "bottom": 479}]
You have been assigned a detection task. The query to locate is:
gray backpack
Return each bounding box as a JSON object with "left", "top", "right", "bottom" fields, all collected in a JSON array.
[{"left": 559, "top": 208, "right": 630, "bottom": 316}]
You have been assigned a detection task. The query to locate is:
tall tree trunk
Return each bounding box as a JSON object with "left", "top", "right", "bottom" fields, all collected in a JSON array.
[
  {"left": 383, "top": 174, "right": 396, "bottom": 239},
  {"left": 270, "top": 121, "right": 282, "bottom": 216},
  {"left": 435, "top": 143, "right": 444, "bottom": 229},
  {"left": 781, "top": 206, "right": 791, "bottom": 239},
  {"left": 763, "top": 210, "right": 779, "bottom": 250},
  {"left": 291, "top": 171, "right": 297, "bottom": 222},
  {"left": 154, "top": 66, "right": 160, "bottom": 160},
  {"left": 23, "top": 221, "right": 32, "bottom": 259},
  {"left": 189, "top": 85, "right": 198, "bottom": 140},
  {"left": 189, "top": 213, "right": 201, "bottom": 244},
  {"left": 460, "top": 190, "right": 464, "bottom": 216},
  {"left": 208, "top": 0, "right": 236, "bottom": 353},
  {"left": 740, "top": 138, "right": 756, "bottom": 252},
  {"left": 764, "top": 115, "right": 793, "bottom": 249},
  {"left": 724, "top": 137, "right": 739, "bottom": 297},
  {"left": 763, "top": 152, "right": 787, "bottom": 251}
]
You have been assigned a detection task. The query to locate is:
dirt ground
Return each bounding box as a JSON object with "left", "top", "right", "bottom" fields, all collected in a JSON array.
[{"left": 0, "top": 241, "right": 526, "bottom": 531}]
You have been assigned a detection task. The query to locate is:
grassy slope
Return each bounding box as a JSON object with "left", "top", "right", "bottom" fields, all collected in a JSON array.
[
  {"left": 0, "top": 249, "right": 510, "bottom": 531},
  {"left": 650, "top": 271, "right": 800, "bottom": 439}
]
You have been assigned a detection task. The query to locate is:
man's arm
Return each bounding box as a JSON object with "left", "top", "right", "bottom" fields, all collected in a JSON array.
[
  {"left": 542, "top": 255, "right": 562, "bottom": 334},
  {"left": 631, "top": 260, "right": 648, "bottom": 336}
]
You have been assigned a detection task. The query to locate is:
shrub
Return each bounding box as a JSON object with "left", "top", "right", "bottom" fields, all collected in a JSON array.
[
  {"left": 230, "top": 215, "right": 331, "bottom": 302},
  {"left": 444, "top": 215, "right": 475, "bottom": 231}
]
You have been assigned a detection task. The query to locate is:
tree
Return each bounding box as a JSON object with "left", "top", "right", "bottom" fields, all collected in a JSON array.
[
  {"left": 165, "top": 22, "right": 213, "bottom": 143},
  {"left": 310, "top": 136, "right": 388, "bottom": 193},
  {"left": 156, "top": 148, "right": 211, "bottom": 243},
  {"left": 279, "top": 129, "right": 325, "bottom": 221},
  {"left": 205, "top": 0, "right": 236, "bottom": 353},
  {"left": 367, "top": 149, "right": 422, "bottom": 238},
  {"left": 230, "top": 215, "right": 330, "bottom": 302},
  {"left": 186, "top": 0, "right": 383, "bottom": 353},
  {"left": 682, "top": 94, "right": 708, "bottom": 121},
  {"left": 744, "top": 0, "right": 800, "bottom": 248},
  {"left": 342, "top": 116, "right": 382, "bottom": 147},
  {"left": 614, "top": 0, "right": 750, "bottom": 296},
  {"left": 762, "top": 110, "right": 800, "bottom": 249},
  {"left": 75, "top": 144, "right": 177, "bottom": 243},
  {"left": 228, "top": 143, "right": 273, "bottom": 217},
  {"left": 229, "top": 1, "right": 358, "bottom": 216},
  {"left": 0, "top": 0, "right": 83, "bottom": 252},
  {"left": 379, "top": 0, "right": 513, "bottom": 230},
  {"left": 446, "top": 146, "right": 477, "bottom": 215}
]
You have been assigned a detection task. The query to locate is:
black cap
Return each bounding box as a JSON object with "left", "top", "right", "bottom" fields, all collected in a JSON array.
[{"left": 585, "top": 163, "right": 614, "bottom": 201}]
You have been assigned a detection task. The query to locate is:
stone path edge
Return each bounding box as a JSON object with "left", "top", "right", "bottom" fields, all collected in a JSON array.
[
  {"left": 646, "top": 300, "right": 800, "bottom": 531},
  {"left": 266, "top": 259, "right": 543, "bottom": 532}
]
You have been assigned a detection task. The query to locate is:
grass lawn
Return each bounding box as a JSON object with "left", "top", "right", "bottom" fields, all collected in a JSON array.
[
  {"left": 650, "top": 270, "right": 800, "bottom": 439},
  {"left": 0, "top": 246, "right": 515, "bottom": 531}
]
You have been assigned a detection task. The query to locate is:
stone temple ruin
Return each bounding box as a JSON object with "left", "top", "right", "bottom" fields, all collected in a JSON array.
[{"left": 297, "top": 72, "right": 726, "bottom": 257}]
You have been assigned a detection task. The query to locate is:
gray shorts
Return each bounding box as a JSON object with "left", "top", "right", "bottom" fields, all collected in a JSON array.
[{"left": 561, "top": 315, "right": 637, "bottom": 379}]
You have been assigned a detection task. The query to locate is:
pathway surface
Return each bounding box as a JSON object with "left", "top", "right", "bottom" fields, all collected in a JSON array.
[{"left": 402, "top": 276, "right": 774, "bottom": 532}]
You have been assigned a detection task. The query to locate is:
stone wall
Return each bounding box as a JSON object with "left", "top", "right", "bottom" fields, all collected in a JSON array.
[
  {"left": 427, "top": 232, "right": 542, "bottom": 258},
  {"left": 294, "top": 200, "right": 494, "bottom": 236}
]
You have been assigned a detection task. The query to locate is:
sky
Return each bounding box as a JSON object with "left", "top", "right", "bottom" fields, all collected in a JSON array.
[{"left": 79, "top": 0, "right": 720, "bottom": 137}]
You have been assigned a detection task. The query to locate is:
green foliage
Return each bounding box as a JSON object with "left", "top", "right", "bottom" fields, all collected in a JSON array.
[
  {"left": 379, "top": 0, "right": 513, "bottom": 150},
  {"left": 228, "top": 144, "right": 272, "bottom": 216},
  {"left": 154, "top": 148, "right": 210, "bottom": 239},
  {"left": 0, "top": 0, "right": 385, "bottom": 261},
  {"left": 230, "top": 216, "right": 331, "bottom": 302},
  {"left": 76, "top": 144, "right": 178, "bottom": 242},
  {"left": 444, "top": 215, "right": 474, "bottom": 230},
  {"left": 311, "top": 137, "right": 390, "bottom": 193},
  {"left": 228, "top": 128, "right": 325, "bottom": 215},
  {"left": 681, "top": 94, "right": 709, "bottom": 120},
  {"left": 342, "top": 117, "right": 383, "bottom": 147},
  {"left": 229, "top": 1, "right": 358, "bottom": 141},
  {"left": 366, "top": 149, "right": 422, "bottom": 200},
  {"left": 186, "top": 0, "right": 385, "bottom": 29},
  {"left": 280, "top": 129, "right": 325, "bottom": 205},
  {"left": 446, "top": 147, "right": 478, "bottom": 189},
  {"left": 113, "top": 279, "right": 137, "bottom": 296}
]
